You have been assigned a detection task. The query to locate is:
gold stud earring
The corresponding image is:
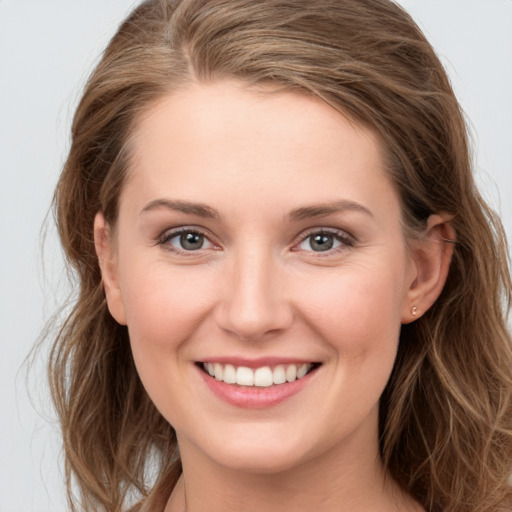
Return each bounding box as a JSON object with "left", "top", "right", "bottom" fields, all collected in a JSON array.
[{"left": 411, "top": 306, "right": 418, "bottom": 316}]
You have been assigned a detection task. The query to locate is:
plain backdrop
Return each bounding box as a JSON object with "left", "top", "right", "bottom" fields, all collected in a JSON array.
[{"left": 1, "top": 1, "right": 511, "bottom": 511}]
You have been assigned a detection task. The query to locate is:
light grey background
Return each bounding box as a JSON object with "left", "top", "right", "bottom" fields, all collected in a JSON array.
[{"left": 1, "top": 1, "right": 511, "bottom": 511}]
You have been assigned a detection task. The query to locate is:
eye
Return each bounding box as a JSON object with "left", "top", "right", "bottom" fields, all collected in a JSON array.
[
  {"left": 296, "top": 230, "right": 354, "bottom": 253},
  {"left": 160, "top": 228, "right": 215, "bottom": 252}
]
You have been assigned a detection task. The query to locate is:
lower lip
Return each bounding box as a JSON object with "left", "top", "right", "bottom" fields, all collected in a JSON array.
[{"left": 198, "top": 366, "right": 317, "bottom": 409}]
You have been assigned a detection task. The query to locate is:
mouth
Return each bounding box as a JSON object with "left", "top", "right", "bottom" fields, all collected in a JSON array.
[{"left": 197, "top": 361, "right": 321, "bottom": 387}]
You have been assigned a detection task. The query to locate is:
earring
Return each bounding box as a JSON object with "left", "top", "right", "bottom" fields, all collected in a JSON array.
[{"left": 411, "top": 306, "right": 418, "bottom": 316}]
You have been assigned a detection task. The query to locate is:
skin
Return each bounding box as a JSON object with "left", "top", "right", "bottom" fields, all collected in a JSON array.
[{"left": 95, "top": 80, "right": 452, "bottom": 512}]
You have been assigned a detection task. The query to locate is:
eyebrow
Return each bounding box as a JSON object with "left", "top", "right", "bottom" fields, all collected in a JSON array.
[
  {"left": 287, "top": 200, "right": 373, "bottom": 222},
  {"left": 140, "top": 198, "right": 372, "bottom": 222},
  {"left": 140, "top": 199, "right": 220, "bottom": 219}
]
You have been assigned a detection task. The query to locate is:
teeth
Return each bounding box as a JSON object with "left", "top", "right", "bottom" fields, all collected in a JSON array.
[
  {"left": 285, "top": 364, "right": 297, "bottom": 382},
  {"left": 254, "top": 367, "right": 273, "bottom": 387},
  {"left": 273, "top": 365, "right": 286, "bottom": 385},
  {"left": 214, "top": 363, "right": 223, "bottom": 380},
  {"left": 203, "top": 362, "right": 314, "bottom": 386},
  {"left": 223, "top": 364, "right": 237, "bottom": 384},
  {"left": 236, "top": 366, "right": 254, "bottom": 386},
  {"left": 297, "top": 363, "right": 309, "bottom": 379}
]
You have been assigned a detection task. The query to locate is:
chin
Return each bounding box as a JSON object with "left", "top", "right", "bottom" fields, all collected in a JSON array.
[{"left": 179, "top": 422, "right": 319, "bottom": 475}]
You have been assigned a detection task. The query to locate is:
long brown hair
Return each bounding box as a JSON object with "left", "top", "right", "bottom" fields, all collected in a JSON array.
[{"left": 48, "top": 1, "right": 512, "bottom": 510}]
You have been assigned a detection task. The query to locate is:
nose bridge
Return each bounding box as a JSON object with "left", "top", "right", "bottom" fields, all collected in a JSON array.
[{"left": 215, "top": 242, "right": 292, "bottom": 340}]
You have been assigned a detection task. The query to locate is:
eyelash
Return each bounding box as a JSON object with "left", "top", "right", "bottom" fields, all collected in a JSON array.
[
  {"left": 293, "top": 228, "right": 356, "bottom": 255},
  {"left": 157, "top": 226, "right": 356, "bottom": 255},
  {"left": 158, "top": 227, "right": 216, "bottom": 255}
]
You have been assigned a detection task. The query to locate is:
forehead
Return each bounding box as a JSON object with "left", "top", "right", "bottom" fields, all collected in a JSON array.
[{"left": 121, "top": 80, "right": 400, "bottom": 221}]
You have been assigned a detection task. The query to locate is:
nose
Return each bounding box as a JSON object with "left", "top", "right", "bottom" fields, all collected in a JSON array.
[{"left": 214, "top": 246, "right": 293, "bottom": 341}]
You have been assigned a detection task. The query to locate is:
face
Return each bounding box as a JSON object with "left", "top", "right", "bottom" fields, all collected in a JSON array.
[{"left": 98, "top": 81, "right": 420, "bottom": 474}]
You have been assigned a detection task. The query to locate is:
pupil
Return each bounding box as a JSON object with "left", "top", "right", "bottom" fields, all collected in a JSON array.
[
  {"left": 181, "top": 232, "right": 203, "bottom": 250},
  {"left": 311, "top": 234, "right": 333, "bottom": 251}
]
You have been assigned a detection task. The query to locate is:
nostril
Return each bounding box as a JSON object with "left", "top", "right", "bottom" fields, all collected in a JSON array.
[{"left": 214, "top": 299, "right": 294, "bottom": 341}]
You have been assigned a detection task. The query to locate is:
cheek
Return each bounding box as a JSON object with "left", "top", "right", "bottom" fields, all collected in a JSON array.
[
  {"left": 295, "top": 260, "right": 406, "bottom": 407},
  {"left": 119, "top": 262, "right": 215, "bottom": 360},
  {"left": 297, "top": 263, "right": 406, "bottom": 349},
  {"left": 298, "top": 264, "right": 406, "bottom": 422},
  {"left": 117, "top": 263, "right": 217, "bottom": 424}
]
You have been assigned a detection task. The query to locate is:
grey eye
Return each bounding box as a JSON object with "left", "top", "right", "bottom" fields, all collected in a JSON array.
[
  {"left": 180, "top": 232, "right": 204, "bottom": 250},
  {"left": 167, "top": 231, "right": 212, "bottom": 251},
  {"left": 298, "top": 233, "right": 343, "bottom": 252}
]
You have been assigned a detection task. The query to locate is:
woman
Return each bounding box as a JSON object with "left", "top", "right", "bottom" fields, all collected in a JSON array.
[{"left": 48, "top": 0, "right": 512, "bottom": 511}]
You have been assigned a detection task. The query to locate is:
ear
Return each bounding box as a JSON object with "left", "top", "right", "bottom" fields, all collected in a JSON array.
[
  {"left": 401, "top": 214, "right": 455, "bottom": 324},
  {"left": 94, "top": 212, "right": 127, "bottom": 325}
]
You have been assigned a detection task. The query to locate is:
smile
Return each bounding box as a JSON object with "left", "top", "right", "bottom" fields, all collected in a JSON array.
[{"left": 201, "top": 362, "right": 318, "bottom": 387}]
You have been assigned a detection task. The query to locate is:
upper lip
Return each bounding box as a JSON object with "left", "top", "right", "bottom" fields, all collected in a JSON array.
[{"left": 197, "top": 357, "right": 321, "bottom": 369}]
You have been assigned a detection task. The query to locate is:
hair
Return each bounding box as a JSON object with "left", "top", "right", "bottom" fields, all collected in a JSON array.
[{"left": 47, "top": 0, "right": 512, "bottom": 511}]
